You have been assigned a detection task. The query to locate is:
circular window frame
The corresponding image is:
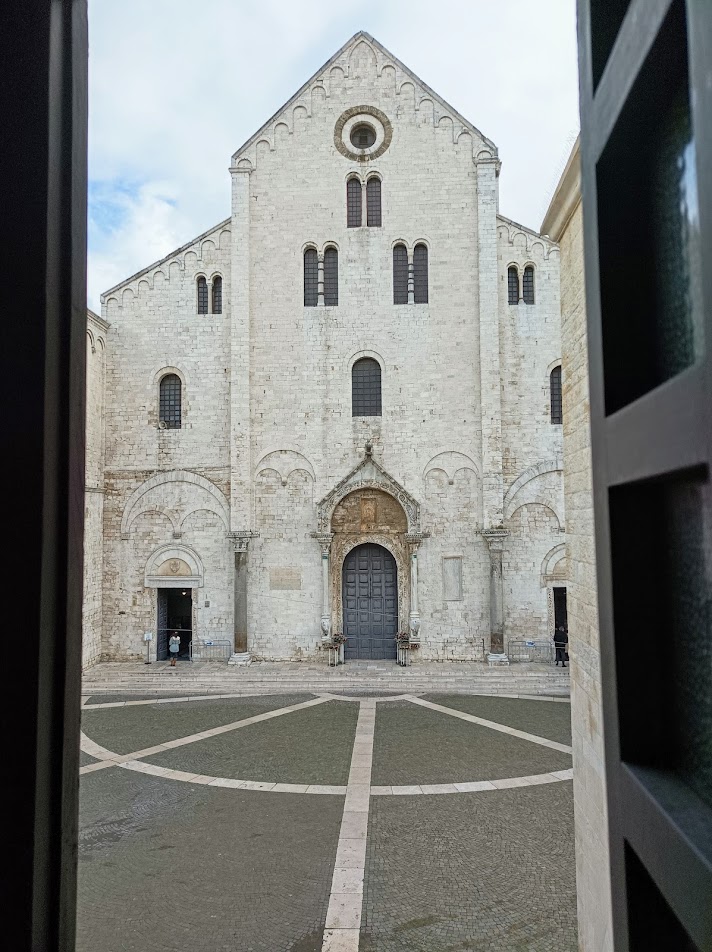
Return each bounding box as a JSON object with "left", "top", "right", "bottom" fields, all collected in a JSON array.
[
  {"left": 350, "top": 122, "right": 377, "bottom": 149},
  {"left": 335, "top": 105, "right": 393, "bottom": 161}
]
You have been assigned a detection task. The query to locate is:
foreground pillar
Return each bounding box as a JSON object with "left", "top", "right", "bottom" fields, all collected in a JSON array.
[
  {"left": 228, "top": 531, "right": 258, "bottom": 663},
  {"left": 314, "top": 533, "right": 334, "bottom": 637},
  {"left": 482, "top": 529, "right": 509, "bottom": 658}
]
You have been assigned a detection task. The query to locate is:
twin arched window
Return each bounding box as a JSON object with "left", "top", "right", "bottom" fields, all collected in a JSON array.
[
  {"left": 507, "top": 265, "right": 535, "bottom": 305},
  {"left": 347, "top": 176, "right": 382, "bottom": 228},
  {"left": 304, "top": 248, "right": 339, "bottom": 306},
  {"left": 393, "top": 243, "right": 429, "bottom": 304},
  {"left": 159, "top": 374, "right": 182, "bottom": 429},
  {"left": 197, "top": 275, "right": 222, "bottom": 314},
  {"left": 550, "top": 366, "right": 563, "bottom": 424},
  {"left": 352, "top": 358, "right": 382, "bottom": 417}
]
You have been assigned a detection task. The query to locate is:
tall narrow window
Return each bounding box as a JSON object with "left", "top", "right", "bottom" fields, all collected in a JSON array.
[
  {"left": 393, "top": 244, "right": 408, "bottom": 304},
  {"left": 197, "top": 276, "right": 208, "bottom": 314},
  {"left": 550, "top": 366, "right": 562, "bottom": 424},
  {"left": 507, "top": 266, "right": 519, "bottom": 304},
  {"left": 324, "top": 248, "right": 338, "bottom": 306},
  {"left": 523, "top": 265, "right": 535, "bottom": 304},
  {"left": 413, "top": 243, "right": 429, "bottom": 303},
  {"left": 304, "top": 248, "right": 318, "bottom": 306},
  {"left": 352, "top": 358, "right": 382, "bottom": 417},
  {"left": 366, "top": 177, "right": 381, "bottom": 227},
  {"left": 159, "top": 374, "right": 182, "bottom": 429},
  {"left": 347, "top": 178, "right": 362, "bottom": 228},
  {"left": 212, "top": 276, "right": 222, "bottom": 314}
]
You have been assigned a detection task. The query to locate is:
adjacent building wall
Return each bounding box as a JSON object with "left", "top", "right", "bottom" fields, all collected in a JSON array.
[
  {"left": 542, "top": 138, "right": 613, "bottom": 951},
  {"left": 83, "top": 310, "right": 108, "bottom": 668}
]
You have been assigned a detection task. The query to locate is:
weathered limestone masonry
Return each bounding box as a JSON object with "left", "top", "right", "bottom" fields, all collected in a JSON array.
[
  {"left": 542, "top": 139, "right": 613, "bottom": 950},
  {"left": 95, "top": 32, "right": 564, "bottom": 665},
  {"left": 83, "top": 310, "right": 109, "bottom": 668}
]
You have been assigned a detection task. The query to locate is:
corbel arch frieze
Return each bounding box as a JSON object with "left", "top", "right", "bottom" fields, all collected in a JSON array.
[{"left": 121, "top": 470, "right": 230, "bottom": 540}]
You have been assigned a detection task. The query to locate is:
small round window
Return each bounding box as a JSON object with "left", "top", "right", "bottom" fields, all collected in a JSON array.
[{"left": 350, "top": 123, "right": 376, "bottom": 149}]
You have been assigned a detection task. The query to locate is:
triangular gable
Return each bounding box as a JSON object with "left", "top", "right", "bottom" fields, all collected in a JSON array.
[
  {"left": 231, "top": 31, "right": 497, "bottom": 168},
  {"left": 316, "top": 445, "right": 422, "bottom": 534}
]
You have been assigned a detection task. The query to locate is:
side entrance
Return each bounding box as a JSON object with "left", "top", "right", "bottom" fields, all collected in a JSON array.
[
  {"left": 156, "top": 588, "right": 192, "bottom": 660},
  {"left": 342, "top": 543, "right": 398, "bottom": 660}
]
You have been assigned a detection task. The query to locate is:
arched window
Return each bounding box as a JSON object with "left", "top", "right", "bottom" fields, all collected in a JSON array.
[
  {"left": 550, "top": 366, "right": 563, "bottom": 424},
  {"left": 413, "top": 243, "right": 428, "bottom": 303},
  {"left": 212, "top": 276, "right": 222, "bottom": 314},
  {"left": 159, "top": 374, "right": 182, "bottom": 429},
  {"left": 324, "top": 248, "right": 338, "bottom": 306},
  {"left": 352, "top": 358, "right": 382, "bottom": 417},
  {"left": 366, "top": 177, "right": 381, "bottom": 227},
  {"left": 523, "top": 265, "right": 535, "bottom": 304},
  {"left": 197, "top": 276, "right": 208, "bottom": 314},
  {"left": 304, "top": 248, "right": 318, "bottom": 306},
  {"left": 507, "top": 266, "right": 519, "bottom": 305},
  {"left": 347, "top": 177, "right": 362, "bottom": 228},
  {"left": 393, "top": 244, "right": 408, "bottom": 304}
]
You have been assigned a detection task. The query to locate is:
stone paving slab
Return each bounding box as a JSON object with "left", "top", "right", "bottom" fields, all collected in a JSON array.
[
  {"left": 362, "top": 783, "right": 577, "bottom": 951},
  {"left": 143, "top": 701, "right": 359, "bottom": 786},
  {"left": 371, "top": 703, "right": 572, "bottom": 786},
  {"left": 424, "top": 694, "right": 572, "bottom": 745},
  {"left": 79, "top": 750, "right": 99, "bottom": 767},
  {"left": 77, "top": 767, "right": 342, "bottom": 952},
  {"left": 81, "top": 694, "right": 308, "bottom": 755}
]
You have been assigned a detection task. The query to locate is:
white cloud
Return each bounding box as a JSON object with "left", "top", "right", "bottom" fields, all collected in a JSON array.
[{"left": 88, "top": 0, "right": 579, "bottom": 309}]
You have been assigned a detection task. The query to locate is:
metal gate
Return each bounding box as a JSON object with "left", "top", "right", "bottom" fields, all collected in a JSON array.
[{"left": 342, "top": 543, "right": 397, "bottom": 660}]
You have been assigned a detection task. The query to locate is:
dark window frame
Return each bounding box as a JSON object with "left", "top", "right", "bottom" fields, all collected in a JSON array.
[
  {"left": 580, "top": 0, "right": 712, "bottom": 946},
  {"left": 211, "top": 275, "right": 222, "bottom": 314},
  {"left": 523, "top": 265, "right": 535, "bottom": 304},
  {"left": 507, "top": 265, "right": 519, "bottom": 305},
  {"left": 197, "top": 275, "right": 208, "bottom": 314},
  {"left": 303, "top": 248, "right": 318, "bottom": 306},
  {"left": 352, "top": 357, "right": 382, "bottom": 417},
  {"left": 550, "top": 365, "right": 562, "bottom": 424},
  {"left": 413, "top": 243, "right": 428, "bottom": 304},
  {"left": 159, "top": 373, "right": 182, "bottom": 429},
  {"left": 347, "top": 177, "right": 362, "bottom": 228},
  {"left": 366, "top": 176, "right": 382, "bottom": 227},
  {"left": 393, "top": 244, "right": 408, "bottom": 304},
  {"left": 324, "top": 247, "right": 338, "bottom": 307}
]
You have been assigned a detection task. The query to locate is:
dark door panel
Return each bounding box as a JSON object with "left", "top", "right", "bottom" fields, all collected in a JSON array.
[{"left": 343, "top": 543, "right": 398, "bottom": 660}]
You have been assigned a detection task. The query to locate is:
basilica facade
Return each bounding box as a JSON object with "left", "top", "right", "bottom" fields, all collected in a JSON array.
[{"left": 84, "top": 32, "right": 566, "bottom": 666}]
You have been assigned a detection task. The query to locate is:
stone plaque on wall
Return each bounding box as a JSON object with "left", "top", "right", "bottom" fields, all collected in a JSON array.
[
  {"left": 443, "top": 557, "right": 463, "bottom": 601},
  {"left": 269, "top": 567, "right": 302, "bottom": 591}
]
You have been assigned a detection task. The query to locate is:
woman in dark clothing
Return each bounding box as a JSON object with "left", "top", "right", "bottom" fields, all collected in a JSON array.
[{"left": 554, "top": 625, "right": 568, "bottom": 667}]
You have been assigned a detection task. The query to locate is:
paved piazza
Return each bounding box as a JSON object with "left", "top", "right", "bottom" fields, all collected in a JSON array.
[{"left": 77, "top": 691, "right": 577, "bottom": 951}]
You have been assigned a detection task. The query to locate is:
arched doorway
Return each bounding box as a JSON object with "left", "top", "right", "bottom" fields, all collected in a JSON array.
[{"left": 342, "top": 543, "right": 398, "bottom": 660}]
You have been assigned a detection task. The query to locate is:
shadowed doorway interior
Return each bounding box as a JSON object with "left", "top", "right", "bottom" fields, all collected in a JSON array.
[
  {"left": 342, "top": 543, "right": 398, "bottom": 660},
  {"left": 156, "top": 588, "right": 192, "bottom": 660}
]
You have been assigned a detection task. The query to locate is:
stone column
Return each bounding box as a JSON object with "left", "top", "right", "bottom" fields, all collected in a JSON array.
[
  {"left": 228, "top": 531, "right": 258, "bottom": 663},
  {"left": 405, "top": 533, "right": 428, "bottom": 640},
  {"left": 317, "top": 253, "right": 325, "bottom": 308},
  {"left": 482, "top": 529, "right": 509, "bottom": 657},
  {"left": 314, "top": 533, "right": 334, "bottom": 637}
]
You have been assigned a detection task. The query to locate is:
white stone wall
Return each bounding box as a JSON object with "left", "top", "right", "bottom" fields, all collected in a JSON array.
[
  {"left": 542, "top": 140, "right": 613, "bottom": 950},
  {"left": 97, "top": 32, "right": 563, "bottom": 662},
  {"left": 83, "top": 312, "right": 108, "bottom": 668},
  {"left": 497, "top": 220, "right": 564, "bottom": 643}
]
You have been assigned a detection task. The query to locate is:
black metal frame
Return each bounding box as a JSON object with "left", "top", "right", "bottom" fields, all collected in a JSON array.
[
  {"left": 393, "top": 243, "right": 408, "bottom": 304},
  {"left": 413, "top": 243, "right": 428, "bottom": 304},
  {"left": 522, "top": 265, "right": 535, "bottom": 304},
  {"left": 347, "top": 177, "right": 361, "bottom": 228},
  {"left": 579, "top": 0, "right": 712, "bottom": 947},
  {"left": 303, "top": 248, "right": 318, "bottom": 306},
  {"left": 352, "top": 357, "right": 382, "bottom": 417},
  {"left": 366, "top": 176, "right": 381, "bottom": 227},
  {"left": 2, "top": 2, "right": 87, "bottom": 949},
  {"left": 197, "top": 275, "right": 208, "bottom": 313},
  {"left": 212, "top": 275, "right": 222, "bottom": 314},
  {"left": 159, "top": 373, "right": 182, "bottom": 428},
  {"left": 507, "top": 265, "right": 519, "bottom": 305},
  {"left": 550, "top": 366, "right": 563, "bottom": 425},
  {"left": 324, "top": 247, "right": 338, "bottom": 307}
]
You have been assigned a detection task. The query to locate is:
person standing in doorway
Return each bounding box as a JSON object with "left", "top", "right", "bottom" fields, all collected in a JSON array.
[
  {"left": 554, "top": 625, "right": 568, "bottom": 667},
  {"left": 168, "top": 631, "right": 180, "bottom": 666}
]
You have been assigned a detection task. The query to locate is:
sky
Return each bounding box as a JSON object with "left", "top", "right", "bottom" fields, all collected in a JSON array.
[{"left": 87, "top": 0, "right": 580, "bottom": 311}]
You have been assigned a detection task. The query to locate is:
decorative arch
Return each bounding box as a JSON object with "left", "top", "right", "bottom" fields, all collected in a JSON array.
[
  {"left": 121, "top": 470, "right": 230, "bottom": 540},
  {"left": 541, "top": 543, "right": 567, "bottom": 585},
  {"left": 504, "top": 459, "right": 563, "bottom": 518},
  {"left": 423, "top": 451, "right": 481, "bottom": 482},
  {"left": 316, "top": 447, "right": 423, "bottom": 535},
  {"left": 255, "top": 449, "right": 316, "bottom": 485},
  {"left": 144, "top": 543, "right": 204, "bottom": 589},
  {"left": 508, "top": 502, "right": 563, "bottom": 531}
]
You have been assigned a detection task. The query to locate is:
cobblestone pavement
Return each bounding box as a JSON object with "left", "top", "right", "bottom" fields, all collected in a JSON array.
[{"left": 78, "top": 692, "right": 576, "bottom": 951}]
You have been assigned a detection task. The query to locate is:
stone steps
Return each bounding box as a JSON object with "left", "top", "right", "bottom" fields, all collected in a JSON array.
[{"left": 83, "top": 662, "right": 570, "bottom": 699}]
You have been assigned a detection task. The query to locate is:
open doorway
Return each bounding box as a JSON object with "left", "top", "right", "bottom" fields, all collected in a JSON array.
[
  {"left": 156, "top": 588, "right": 192, "bottom": 660},
  {"left": 553, "top": 586, "right": 568, "bottom": 633}
]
